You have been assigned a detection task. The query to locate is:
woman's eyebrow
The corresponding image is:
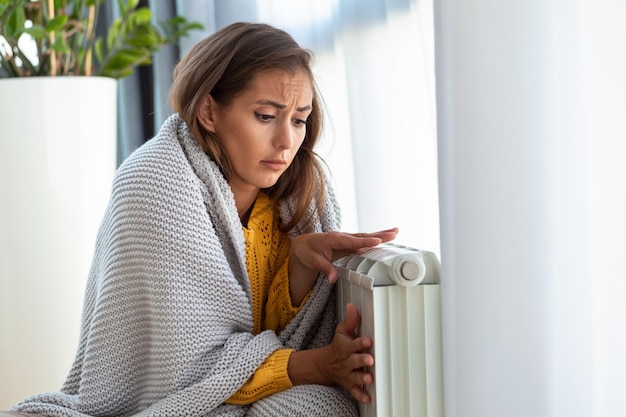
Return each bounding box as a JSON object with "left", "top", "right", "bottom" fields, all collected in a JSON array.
[{"left": 256, "top": 100, "right": 312, "bottom": 112}]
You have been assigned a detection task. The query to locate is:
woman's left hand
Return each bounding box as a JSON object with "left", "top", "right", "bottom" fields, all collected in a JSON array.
[{"left": 288, "top": 227, "right": 398, "bottom": 305}]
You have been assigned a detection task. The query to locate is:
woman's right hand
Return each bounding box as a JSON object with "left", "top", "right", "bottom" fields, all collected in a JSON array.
[
  {"left": 288, "top": 228, "right": 398, "bottom": 306},
  {"left": 287, "top": 303, "right": 374, "bottom": 403}
]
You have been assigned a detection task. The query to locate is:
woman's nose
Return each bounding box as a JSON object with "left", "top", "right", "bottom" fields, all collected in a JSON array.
[{"left": 274, "top": 121, "right": 295, "bottom": 149}]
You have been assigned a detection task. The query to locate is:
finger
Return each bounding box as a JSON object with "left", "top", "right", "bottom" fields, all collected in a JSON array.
[
  {"left": 326, "top": 231, "right": 381, "bottom": 250},
  {"left": 348, "top": 385, "right": 371, "bottom": 404},
  {"left": 327, "top": 236, "right": 383, "bottom": 262},
  {"left": 352, "top": 336, "right": 373, "bottom": 352},
  {"left": 350, "top": 227, "right": 398, "bottom": 239},
  {"left": 350, "top": 368, "right": 374, "bottom": 385},
  {"left": 331, "top": 229, "right": 400, "bottom": 256},
  {"left": 351, "top": 228, "right": 399, "bottom": 256},
  {"left": 337, "top": 303, "right": 361, "bottom": 337},
  {"left": 361, "top": 229, "right": 399, "bottom": 244},
  {"left": 376, "top": 227, "right": 399, "bottom": 242},
  {"left": 325, "top": 265, "right": 338, "bottom": 284},
  {"left": 308, "top": 252, "right": 338, "bottom": 283},
  {"left": 347, "top": 351, "right": 373, "bottom": 370}
]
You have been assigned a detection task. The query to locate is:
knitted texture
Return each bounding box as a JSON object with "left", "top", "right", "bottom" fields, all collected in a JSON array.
[
  {"left": 227, "top": 349, "right": 293, "bottom": 405},
  {"left": 227, "top": 192, "right": 298, "bottom": 404},
  {"left": 242, "top": 192, "right": 297, "bottom": 336},
  {"left": 11, "top": 114, "right": 354, "bottom": 417}
]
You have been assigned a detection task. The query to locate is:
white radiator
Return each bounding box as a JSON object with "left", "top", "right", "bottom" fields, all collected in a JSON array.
[{"left": 336, "top": 243, "right": 443, "bottom": 417}]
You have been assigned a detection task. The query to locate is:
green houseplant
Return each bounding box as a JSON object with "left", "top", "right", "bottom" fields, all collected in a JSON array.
[{"left": 0, "top": 0, "right": 202, "bottom": 78}]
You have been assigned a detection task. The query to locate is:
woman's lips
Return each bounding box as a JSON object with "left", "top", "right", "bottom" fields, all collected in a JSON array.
[{"left": 261, "top": 159, "right": 287, "bottom": 171}]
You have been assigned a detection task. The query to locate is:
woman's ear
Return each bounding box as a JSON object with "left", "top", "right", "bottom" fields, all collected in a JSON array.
[{"left": 197, "top": 96, "right": 218, "bottom": 133}]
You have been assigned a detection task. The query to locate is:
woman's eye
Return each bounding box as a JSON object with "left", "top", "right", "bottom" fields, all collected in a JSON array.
[
  {"left": 293, "top": 118, "right": 308, "bottom": 127},
  {"left": 255, "top": 112, "right": 275, "bottom": 122}
]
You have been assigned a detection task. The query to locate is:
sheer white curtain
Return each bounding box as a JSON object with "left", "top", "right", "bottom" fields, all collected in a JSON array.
[
  {"left": 153, "top": 0, "right": 439, "bottom": 251},
  {"left": 436, "top": 0, "right": 626, "bottom": 416},
  {"left": 217, "top": 0, "right": 441, "bottom": 253}
]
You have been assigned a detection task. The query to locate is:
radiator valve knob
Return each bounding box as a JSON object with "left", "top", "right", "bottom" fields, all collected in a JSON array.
[{"left": 400, "top": 261, "right": 421, "bottom": 281}]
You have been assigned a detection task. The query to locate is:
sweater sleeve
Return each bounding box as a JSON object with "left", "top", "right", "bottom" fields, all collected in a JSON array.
[
  {"left": 225, "top": 348, "right": 294, "bottom": 405},
  {"left": 264, "top": 256, "right": 311, "bottom": 331},
  {"left": 227, "top": 222, "right": 308, "bottom": 405},
  {"left": 225, "top": 259, "right": 302, "bottom": 405}
]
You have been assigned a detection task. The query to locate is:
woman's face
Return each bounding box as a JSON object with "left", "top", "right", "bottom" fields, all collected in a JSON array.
[{"left": 201, "top": 68, "right": 313, "bottom": 200}]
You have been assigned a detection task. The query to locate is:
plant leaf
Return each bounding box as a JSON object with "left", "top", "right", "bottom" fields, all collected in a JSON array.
[
  {"left": 129, "top": 8, "right": 152, "bottom": 27},
  {"left": 93, "top": 37, "right": 103, "bottom": 64},
  {"left": 127, "top": 0, "right": 140, "bottom": 12},
  {"left": 45, "top": 15, "right": 69, "bottom": 33},
  {"left": 104, "top": 48, "right": 148, "bottom": 70},
  {"left": 167, "top": 16, "right": 187, "bottom": 25},
  {"left": 51, "top": 37, "right": 69, "bottom": 54},
  {"left": 22, "top": 24, "right": 47, "bottom": 39},
  {"left": 116, "top": 0, "right": 126, "bottom": 15},
  {"left": 107, "top": 19, "right": 121, "bottom": 50},
  {"left": 3, "top": 1, "right": 26, "bottom": 38}
]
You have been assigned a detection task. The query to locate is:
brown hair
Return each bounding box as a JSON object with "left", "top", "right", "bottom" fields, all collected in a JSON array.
[{"left": 170, "top": 22, "right": 326, "bottom": 232}]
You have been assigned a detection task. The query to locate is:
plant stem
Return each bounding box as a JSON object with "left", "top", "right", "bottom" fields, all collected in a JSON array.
[
  {"left": 0, "top": 47, "right": 19, "bottom": 77},
  {"left": 84, "top": 4, "right": 95, "bottom": 76},
  {"left": 48, "top": 0, "right": 56, "bottom": 76}
]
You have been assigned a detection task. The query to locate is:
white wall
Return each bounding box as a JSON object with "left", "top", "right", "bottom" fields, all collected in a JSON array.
[{"left": 435, "top": 1, "right": 626, "bottom": 416}]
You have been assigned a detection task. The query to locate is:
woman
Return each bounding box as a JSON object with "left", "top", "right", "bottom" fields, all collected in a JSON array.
[{"left": 7, "top": 22, "right": 397, "bottom": 417}]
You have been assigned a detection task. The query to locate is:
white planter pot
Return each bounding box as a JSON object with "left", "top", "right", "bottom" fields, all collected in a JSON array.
[{"left": 0, "top": 77, "right": 117, "bottom": 408}]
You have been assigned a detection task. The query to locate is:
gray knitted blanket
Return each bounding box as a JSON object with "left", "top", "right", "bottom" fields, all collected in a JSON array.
[{"left": 12, "top": 114, "right": 358, "bottom": 417}]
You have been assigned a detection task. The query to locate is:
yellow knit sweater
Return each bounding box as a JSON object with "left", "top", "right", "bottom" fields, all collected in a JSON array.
[{"left": 226, "top": 192, "right": 303, "bottom": 404}]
